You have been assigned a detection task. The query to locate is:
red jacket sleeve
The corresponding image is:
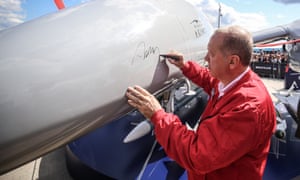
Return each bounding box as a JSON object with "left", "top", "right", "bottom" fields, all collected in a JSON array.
[
  {"left": 151, "top": 102, "right": 259, "bottom": 174},
  {"left": 181, "top": 61, "right": 218, "bottom": 96}
]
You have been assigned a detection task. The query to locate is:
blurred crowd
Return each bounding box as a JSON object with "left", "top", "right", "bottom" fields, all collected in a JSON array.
[{"left": 251, "top": 49, "right": 288, "bottom": 64}]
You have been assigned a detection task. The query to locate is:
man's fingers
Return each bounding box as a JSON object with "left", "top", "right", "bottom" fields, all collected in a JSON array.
[
  {"left": 126, "top": 87, "right": 148, "bottom": 107},
  {"left": 127, "top": 86, "right": 150, "bottom": 102},
  {"left": 127, "top": 99, "right": 138, "bottom": 108},
  {"left": 126, "top": 86, "right": 162, "bottom": 119},
  {"left": 126, "top": 90, "right": 141, "bottom": 104},
  {"left": 133, "top": 86, "right": 151, "bottom": 96}
]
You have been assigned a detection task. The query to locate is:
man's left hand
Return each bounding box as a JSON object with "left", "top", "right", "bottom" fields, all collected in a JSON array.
[{"left": 126, "top": 86, "right": 162, "bottom": 119}]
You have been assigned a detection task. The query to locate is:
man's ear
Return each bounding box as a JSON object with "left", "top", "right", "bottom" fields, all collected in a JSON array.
[{"left": 229, "top": 55, "right": 240, "bottom": 69}]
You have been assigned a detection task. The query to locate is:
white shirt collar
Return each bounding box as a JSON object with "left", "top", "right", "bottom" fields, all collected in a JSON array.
[{"left": 218, "top": 67, "right": 250, "bottom": 98}]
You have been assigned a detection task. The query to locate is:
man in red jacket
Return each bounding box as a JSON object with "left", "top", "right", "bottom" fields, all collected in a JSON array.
[{"left": 126, "top": 25, "right": 276, "bottom": 180}]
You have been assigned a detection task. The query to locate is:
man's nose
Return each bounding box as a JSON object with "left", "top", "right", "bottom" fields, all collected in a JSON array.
[{"left": 204, "top": 54, "right": 209, "bottom": 62}]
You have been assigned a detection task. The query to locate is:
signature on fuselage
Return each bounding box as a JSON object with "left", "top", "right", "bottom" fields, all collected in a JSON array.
[{"left": 131, "top": 41, "right": 160, "bottom": 65}]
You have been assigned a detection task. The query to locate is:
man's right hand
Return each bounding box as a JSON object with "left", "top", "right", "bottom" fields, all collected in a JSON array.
[{"left": 165, "top": 51, "right": 185, "bottom": 69}]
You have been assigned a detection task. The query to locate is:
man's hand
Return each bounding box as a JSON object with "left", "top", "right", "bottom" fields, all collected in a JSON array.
[
  {"left": 126, "top": 86, "right": 162, "bottom": 119},
  {"left": 165, "top": 51, "right": 185, "bottom": 69}
]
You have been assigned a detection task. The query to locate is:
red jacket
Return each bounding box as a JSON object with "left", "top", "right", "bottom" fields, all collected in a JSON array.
[{"left": 151, "top": 61, "right": 276, "bottom": 180}]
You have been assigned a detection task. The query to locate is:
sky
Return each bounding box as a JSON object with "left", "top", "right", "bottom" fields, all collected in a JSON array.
[{"left": 0, "top": 0, "right": 299, "bottom": 32}]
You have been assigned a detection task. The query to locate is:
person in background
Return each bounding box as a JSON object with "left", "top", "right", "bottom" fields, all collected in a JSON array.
[{"left": 126, "top": 25, "right": 276, "bottom": 180}]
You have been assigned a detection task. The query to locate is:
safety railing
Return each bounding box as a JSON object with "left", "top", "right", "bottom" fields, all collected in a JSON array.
[{"left": 250, "top": 62, "right": 287, "bottom": 79}]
